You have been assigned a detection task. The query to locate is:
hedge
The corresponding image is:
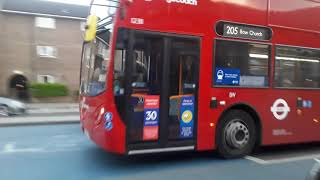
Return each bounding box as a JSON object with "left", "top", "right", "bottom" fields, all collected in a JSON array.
[{"left": 30, "top": 83, "right": 69, "bottom": 97}]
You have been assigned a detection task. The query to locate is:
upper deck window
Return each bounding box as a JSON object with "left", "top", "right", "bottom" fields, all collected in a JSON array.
[
  {"left": 274, "top": 46, "right": 320, "bottom": 89},
  {"left": 213, "top": 40, "right": 270, "bottom": 87}
]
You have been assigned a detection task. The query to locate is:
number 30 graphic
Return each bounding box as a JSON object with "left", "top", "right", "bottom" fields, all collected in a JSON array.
[{"left": 146, "top": 111, "right": 157, "bottom": 121}]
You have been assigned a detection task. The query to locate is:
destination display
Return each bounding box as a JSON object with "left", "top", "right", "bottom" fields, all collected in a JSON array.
[{"left": 216, "top": 22, "right": 272, "bottom": 41}]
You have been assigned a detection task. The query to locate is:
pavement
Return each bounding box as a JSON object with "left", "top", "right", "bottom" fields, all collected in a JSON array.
[
  {"left": 0, "top": 124, "right": 319, "bottom": 180},
  {"left": 0, "top": 103, "right": 79, "bottom": 126}
]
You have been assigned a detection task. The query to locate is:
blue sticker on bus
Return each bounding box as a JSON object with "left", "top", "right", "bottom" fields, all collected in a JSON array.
[
  {"left": 307, "top": 100, "right": 312, "bottom": 108},
  {"left": 104, "top": 112, "right": 113, "bottom": 122},
  {"left": 143, "top": 96, "right": 160, "bottom": 127},
  {"left": 215, "top": 68, "right": 240, "bottom": 85},
  {"left": 179, "top": 96, "right": 195, "bottom": 138},
  {"left": 143, "top": 96, "right": 160, "bottom": 141},
  {"left": 303, "top": 100, "right": 308, "bottom": 108},
  {"left": 144, "top": 109, "right": 159, "bottom": 126},
  {"left": 104, "top": 112, "right": 113, "bottom": 131},
  {"left": 105, "top": 121, "right": 113, "bottom": 131}
]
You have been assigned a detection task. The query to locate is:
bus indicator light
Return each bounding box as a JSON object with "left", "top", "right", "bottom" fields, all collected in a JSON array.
[{"left": 297, "top": 109, "right": 303, "bottom": 116}]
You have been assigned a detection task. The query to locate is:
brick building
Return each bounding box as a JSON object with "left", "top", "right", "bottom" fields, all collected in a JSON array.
[{"left": 0, "top": 0, "right": 89, "bottom": 101}]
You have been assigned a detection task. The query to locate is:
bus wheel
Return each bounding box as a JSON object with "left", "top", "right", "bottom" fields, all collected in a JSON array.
[{"left": 216, "top": 110, "right": 256, "bottom": 159}]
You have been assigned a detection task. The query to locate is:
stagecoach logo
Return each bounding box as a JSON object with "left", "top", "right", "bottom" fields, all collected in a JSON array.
[
  {"left": 270, "top": 99, "right": 291, "bottom": 121},
  {"left": 166, "top": 0, "right": 198, "bottom": 6}
]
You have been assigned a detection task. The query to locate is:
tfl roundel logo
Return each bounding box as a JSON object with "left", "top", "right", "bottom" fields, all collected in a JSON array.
[{"left": 270, "top": 99, "right": 290, "bottom": 120}]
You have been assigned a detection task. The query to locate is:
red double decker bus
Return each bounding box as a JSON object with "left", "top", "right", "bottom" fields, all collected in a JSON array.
[{"left": 80, "top": 0, "right": 320, "bottom": 158}]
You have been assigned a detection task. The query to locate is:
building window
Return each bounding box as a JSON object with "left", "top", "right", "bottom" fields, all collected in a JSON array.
[
  {"left": 37, "top": 75, "right": 55, "bottom": 84},
  {"left": 36, "top": 46, "right": 57, "bottom": 58},
  {"left": 80, "top": 21, "right": 86, "bottom": 31},
  {"left": 214, "top": 40, "right": 270, "bottom": 87},
  {"left": 274, "top": 46, "right": 320, "bottom": 89},
  {"left": 35, "top": 17, "right": 56, "bottom": 29}
]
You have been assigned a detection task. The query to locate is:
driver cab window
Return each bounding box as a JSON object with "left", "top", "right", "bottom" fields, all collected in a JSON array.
[
  {"left": 80, "top": 35, "right": 109, "bottom": 96},
  {"left": 80, "top": 0, "right": 115, "bottom": 96}
]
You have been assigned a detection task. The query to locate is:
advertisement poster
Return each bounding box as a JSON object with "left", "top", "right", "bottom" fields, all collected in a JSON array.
[
  {"left": 215, "top": 68, "right": 240, "bottom": 85},
  {"left": 180, "top": 96, "right": 195, "bottom": 138},
  {"left": 143, "top": 95, "right": 160, "bottom": 141}
]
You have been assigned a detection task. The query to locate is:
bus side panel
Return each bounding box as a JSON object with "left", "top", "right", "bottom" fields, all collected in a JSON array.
[
  {"left": 196, "top": 36, "right": 217, "bottom": 151},
  {"left": 206, "top": 88, "right": 320, "bottom": 148},
  {"left": 90, "top": 102, "right": 126, "bottom": 154},
  {"left": 80, "top": 92, "right": 126, "bottom": 154}
]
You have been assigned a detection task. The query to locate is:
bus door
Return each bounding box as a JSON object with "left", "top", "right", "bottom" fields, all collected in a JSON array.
[
  {"left": 126, "top": 30, "right": 200, "bottom": 152},
  {"left": 167, "top": 39, "right": 199, "bottom": 143}
]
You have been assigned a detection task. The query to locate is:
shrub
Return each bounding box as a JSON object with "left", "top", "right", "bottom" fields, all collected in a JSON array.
[{"left": 30, "top": 83, "right": 69, "bottom": 97}]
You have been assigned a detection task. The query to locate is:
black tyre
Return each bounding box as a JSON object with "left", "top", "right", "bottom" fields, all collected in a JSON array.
[{"left": 216, "top": 110, "right": 256, "bottom": 159}]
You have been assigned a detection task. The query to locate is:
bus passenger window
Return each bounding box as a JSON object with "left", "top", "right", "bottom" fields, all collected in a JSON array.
[
  {"left": 214, "top": 40, "right": 270, "bottom": 87},
  {"left": 274, "top": 46, "right": 320, "bottom": 89}
]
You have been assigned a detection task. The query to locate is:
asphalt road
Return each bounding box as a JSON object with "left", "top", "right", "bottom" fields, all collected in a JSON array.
[{"left": 0, "top": 124, "right": 318, "bottom": 180}]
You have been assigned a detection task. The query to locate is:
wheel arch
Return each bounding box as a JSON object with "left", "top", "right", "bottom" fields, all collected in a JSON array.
[{"left": 216, "top": 102, "right": 263, "bottom": 149}]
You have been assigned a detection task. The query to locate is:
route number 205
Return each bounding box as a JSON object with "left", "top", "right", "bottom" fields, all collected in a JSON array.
[{"left": 226, "top": 26, "right": 239, "bottom": 35}]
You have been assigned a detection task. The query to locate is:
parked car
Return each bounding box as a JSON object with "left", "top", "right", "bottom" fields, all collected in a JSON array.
[
  {"left": 0, "top": 97, "right": 26, "bottom": 116},
  {"left": 307, "top": 159, "right": 320, "bottom": 180}
]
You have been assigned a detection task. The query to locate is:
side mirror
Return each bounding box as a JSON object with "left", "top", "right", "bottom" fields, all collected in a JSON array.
[{"left": 84, "top": 15, "right": 98, "bottom": 42}]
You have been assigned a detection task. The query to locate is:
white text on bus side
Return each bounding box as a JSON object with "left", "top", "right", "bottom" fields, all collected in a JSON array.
[{"left": 166, "top": 0, "right": 198, "bottom": 6}]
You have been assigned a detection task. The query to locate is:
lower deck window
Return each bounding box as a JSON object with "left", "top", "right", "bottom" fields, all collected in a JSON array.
[
  {"left": 37, "top": 75, "right": 55, "bottom": 84},
  {"left": 274, "top": 46, "right": 320, "bottom": 89},
  {"left": 214, "top": 40, "right": 270, "bottom": 87}
]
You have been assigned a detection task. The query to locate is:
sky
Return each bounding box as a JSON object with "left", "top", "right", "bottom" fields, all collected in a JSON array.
[
  {"left": 41, "top": 0, "right": 117, "bottom": 8},
  {"left": 40, "top": 0, "right": 117, "bottom": 23}
]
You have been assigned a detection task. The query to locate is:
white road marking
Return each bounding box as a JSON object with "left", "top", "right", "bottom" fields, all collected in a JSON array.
[
  {"left": 3, "top": 142, "right": 16, "bottom": 152},
  {"left": 27, "top": 108, "right": 79, "bottom": 114},
  {"left": 0, "top": 115, "right": 79, "bottom": 125},
  {"left": 2, "top": 142, "right": 45, "bottom": 153},
  {"left": 246, "top": 153, "right": 320, "bottom": 165},
  {"left": 0, "top": 147, "right": 81, "bottom": 154},
  {"left": 0, "top": 137, "right": 85, "bottom": 154},
  {"left": 245, "top": 156, "right": 268, "bottom": 165}
]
